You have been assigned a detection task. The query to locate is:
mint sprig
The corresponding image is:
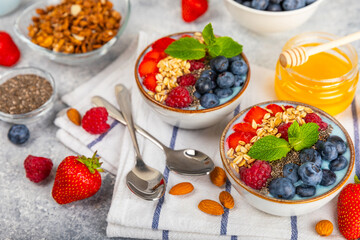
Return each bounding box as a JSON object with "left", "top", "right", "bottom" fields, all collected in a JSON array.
[
  {"left": 248, "top": 121, "right": 319, "bottom": 161},
  {"left": 164, "top": 23, "right": 243, "bottom": 60}
]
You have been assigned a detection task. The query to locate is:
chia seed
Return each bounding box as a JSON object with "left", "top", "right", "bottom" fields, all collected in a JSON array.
[{"left": 0, "top": 74, "right": 53, "bottom": 115}]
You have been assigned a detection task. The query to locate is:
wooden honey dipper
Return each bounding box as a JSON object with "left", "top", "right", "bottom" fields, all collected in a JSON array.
[{"left": 279, "top": 31, "right": 360, "bottom": 68}]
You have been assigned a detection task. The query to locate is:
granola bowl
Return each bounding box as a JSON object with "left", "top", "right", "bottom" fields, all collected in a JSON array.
[
  {"left": 134, "top": 32, "right": 250, "bottom": 129},
  {"left": 14, "top": 0, "right": 130, "bottom": 65},
  {"left": 220, "top": 100, "right": 354, "bottom": 216}
]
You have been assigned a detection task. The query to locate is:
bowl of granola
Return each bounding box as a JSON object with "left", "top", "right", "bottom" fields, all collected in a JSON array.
[
  {"left": 220, "top": 100, "right": 355, "bottom": 216},
  {"left": 134, "top": 24, "right": 250, "bottom": 129},
  {"left": 15, "top": 0, "right": 130, "bottom": 65}
]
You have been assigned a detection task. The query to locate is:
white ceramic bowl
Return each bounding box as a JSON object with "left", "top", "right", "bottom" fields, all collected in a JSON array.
[
  {"left": 223, "top": 0, "right": 325, "bottom": 33},
  {"left": 220, "top": 100, "right": 355, "bottom": 216},
  {"left": 134, "top": 32, "right": 251, "bottom": 129}
]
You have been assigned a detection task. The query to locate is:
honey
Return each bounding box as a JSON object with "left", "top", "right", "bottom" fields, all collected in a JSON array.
[{"left": 275, "top": 32, "right": 359, "bottom": 115}]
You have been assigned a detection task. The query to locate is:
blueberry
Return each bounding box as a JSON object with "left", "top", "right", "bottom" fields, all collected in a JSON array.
[
  {"left": 230, "top": 59, "right": 248, "bottom": 75},
  {"left": 210, "top": 56, "right": 229, "bottom": 73},
  {"left": 283, "top": 163, "right": 299, "bottom": 183},
  {"left": 8, "top": 124, "right": 30, "bottom": 145},
  {"left": 298, "top": 162, "right": 323, "bottom": 186},
  {"left": 296, "top": 184, "right": 316, "bottom": 198},
  {"left": 282, "top": 0, "right": 305, "bottom": 10},
  {"left": 195, "top": 77, "right": 213, "bottom": 94},
  {"left": 315, "top": 140, "right": 324, "bottom": 151},
  {"left": 305, "top": 0, "right": 316, "bottom": 4},
  {"left": 329, "top": 155, "right": 348, "bottom": 171},
  {"left": 234, "top": 74, "right": 246, "bottom": 87},
  {"left": 200, "top": 93, "right": 220, "bottom": 109},
  {"left": 299, "top": 148, "right": 322, "bottom": 167},
  {"left": 328, "top": 135, "right": 347, "bottom": 155},
  {"left": 269, "top": 177, "right": 295, "bottom": 200},
  {"left": 251, "top": 0, "right": 269, "bottom": 10},
  {"left": 266, "top": 3, "right": 282, "bottom": 11},
  {"left": 228, "top": 55, "right": 241, "bottom": 63},
  {"left": 242, "top": 1, "right": 252, "bottom": 7},
  {"left": 214, "top": 88, "right": 233, "bottom": 99},
  {"left": 200, "top": 69, "right": 217, "bottom": 82},
  {"left": 270, "top": 0, "right": 282, "bottom": 3},
  {"left": 193, "top": 91, "right": 202, "bottom": 99},
  {"left": 320, "top": 169, "right": 337, "bottom": 186},
  {"left": 217, "top": 72, "right": 235, "bottom": 89},
  {"left": 319, "top": 141, "right": 338, "bottom": 161}
]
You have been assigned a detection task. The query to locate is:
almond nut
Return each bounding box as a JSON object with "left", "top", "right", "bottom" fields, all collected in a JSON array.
[
  {"left": 67, "top": 108, "right": 81, "bottom": 126},
  {"left": 169, "top": 182, "right": 194, "bottom": 195},
  {"left": 315, "top": 220, "right": 333, "bottom": 236},
  {"left": 209, "top": 167, "right": 227, "bottom": 187},
  {"left": 219, "top": 191, "right": 234, "bottom": 209},
  {"left": 198, "top": 200, "right": 224, "bottom": 216}
]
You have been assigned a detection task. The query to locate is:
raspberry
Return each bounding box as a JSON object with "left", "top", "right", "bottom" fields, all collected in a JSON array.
[
  {"left": 165, "top": 86, "right": 192, "bottom": 108},
  {"left": 177, "top": 74, "right": 197, "bottom": 86},
  {"left": 189, "top": 60, "right": 205, "bottom": 71},
  {"left": 82, "top": 107, "right": 110, "bottom": 134},
  {"left": 239, "top": 160, "right": 272, "bottom": 190},
  {"left": 304, "top": 113, "right": 328, "bottom": 131},
  {"left": 24, "top": 155, "right": 53, "bottom": 183},
  {"left": 277, "top": 122, "right": 292, "bottom": 141}
]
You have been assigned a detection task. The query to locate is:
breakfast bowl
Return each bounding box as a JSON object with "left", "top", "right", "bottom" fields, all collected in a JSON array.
[
  {"left": 15, "top": 0, "right": 130, "bottom": 65},
  {"left": 220, "top": 100, "right": 354, "bottom": 216},
  {"left": 223, "top": 0, "right": 325, "bottom": 33},
  {"left": 134, "top": 31, "right": 250, "bottom": 129}
]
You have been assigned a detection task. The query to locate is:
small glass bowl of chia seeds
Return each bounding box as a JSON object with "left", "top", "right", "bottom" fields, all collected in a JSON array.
[{"left": 0, "top": 67, "right": 56, "bottom": 123}]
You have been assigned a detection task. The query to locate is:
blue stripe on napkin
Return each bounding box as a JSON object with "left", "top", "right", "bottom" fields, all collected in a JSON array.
[
  {"left": 291, "top": 216, "right": 298, "bottom": 240},
  {"left": 220, "top": 180, "right": 232, "bottom": 235},
  {"left": 87, "top": 121, "right": 119, "bottom": 148},
  {"left": 351, "top": 99, "right": 360, "bottom": 177}
]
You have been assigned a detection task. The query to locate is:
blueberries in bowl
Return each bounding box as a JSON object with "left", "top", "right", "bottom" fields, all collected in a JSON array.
[
  {"left": 269, "top": 177, "right": 296, "bottom": 200},
  {"left": 298, "top": 162, "right": 323, "bottom": 186},
  {"left": 234, "top": 0, "right": 317, "bottom": 11},
  {"left": 296, "top": 184, "right": 316, "bottom": 197},
  {"left": 283, "top": 163, "right": 299, "bottom": 183},
  {"left": 299, "top": 148, "right": 322, "bottom": 167}
]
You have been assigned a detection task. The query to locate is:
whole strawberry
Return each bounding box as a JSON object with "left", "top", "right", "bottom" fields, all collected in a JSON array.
[
  {"left": 337, "top": 176, "right": 360, "bottom": 239},
  {"left": 182, "top": 0, "right": 208, "bottom": 23},
  {"left": 24, "top": 155, "right": 53, "bottom": 183},
  {"left": 52, "top": 153, "right": 103, "bottom": 204},
  {"left": 0, "top": 31, "right": 20, "bottom": 67},
  {"left": 82, "top": 107, "right": 110, "bottom": 134}
]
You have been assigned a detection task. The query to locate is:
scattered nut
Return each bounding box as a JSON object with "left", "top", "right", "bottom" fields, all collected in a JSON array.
[
  {"left": 315, "top": 220, "right": 333, "bottom": 237},
  {"left": 219, "top": 191, "right": 234, "bottom": 209},
  {"left": 198, "top": 199, "right": 224, "bottom": 216},
  {"left": 67, "top": 108, "right": 82, "bottom": 126},
  {"left": 169, "top": 182, "right": 194, "bottom": 195},
  {"left": 209, "top": 166, "right": 227, "bottom": 187}
]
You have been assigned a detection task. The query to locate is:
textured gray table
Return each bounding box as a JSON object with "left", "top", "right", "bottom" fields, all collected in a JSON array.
[{"left": 0, "top": 0, "right": 359, "bottom": 239}]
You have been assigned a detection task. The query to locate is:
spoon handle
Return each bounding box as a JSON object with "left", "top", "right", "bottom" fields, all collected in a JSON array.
[
  {"left": 91, "top": 96, "right": 167, "bottom": 151},
  {"left": 115, "top": 84, "right": 143, "bottom": 163}
]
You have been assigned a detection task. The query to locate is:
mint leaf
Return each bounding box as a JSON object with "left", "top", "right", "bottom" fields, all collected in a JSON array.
[
  {"left": 214, "top": 37, "right": 243, "bottom": 58},
  {"left": 202, "top": 23, "right": 216, "bottom": 46},
  {"left": 248, "top": 135, "right": 291, "bottom": 161},
  {"left": 207, "top": 44, "right": 221, "bottom": 58},
  {"left": 288, "top": 121, "right": 301, "bottom": 148},
  {"left": 165, "top": 38, "right": 206, "bottom": 60},
  {"left": 288, "top": 122, "right": 319, "bottom": 151}
]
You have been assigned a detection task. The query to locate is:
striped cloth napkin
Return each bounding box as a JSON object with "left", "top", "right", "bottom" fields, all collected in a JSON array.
[{"left": 54, "top": 31, "right": 360, "bottom": 240}]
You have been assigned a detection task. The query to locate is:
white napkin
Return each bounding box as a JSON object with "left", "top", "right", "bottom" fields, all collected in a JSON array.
[{"left": 55, "top": 31, "right": 360, "bottom": 240}]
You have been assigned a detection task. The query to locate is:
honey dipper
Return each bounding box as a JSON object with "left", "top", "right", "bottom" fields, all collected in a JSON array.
[{"left": 279, "top": 31, "right": 360, "bottom": 68}]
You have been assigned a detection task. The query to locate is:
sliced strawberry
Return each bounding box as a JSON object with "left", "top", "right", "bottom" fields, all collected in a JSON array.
[
  {"left": 227, "top": 131, "right": 256, "bottom": 149},
  {"left": 143, "top": 73, "right": 157, "bottom": 92},
  {"left": 182, "top": 0, "right": 208, "bottom": 23},
  {"left": 181, "top": 34, "right": 192, "bottom": 38},
  {"left": 266, "top": 104, "right": 283, "bottom": 116},
  {"left": 152, "top": 37, "right": 175, "bottom": 52},
  {"left": 138, "top": 59, "right": 158, "bottom": 77},
  {"left": 232, "top": 122, "right": 257, "bottom": 134},
  {"left": 243, "top": 106, "right": 268, "bottom": 124},
  {"left": 143, "top": 50, "right": 167, "bottom": 62}
]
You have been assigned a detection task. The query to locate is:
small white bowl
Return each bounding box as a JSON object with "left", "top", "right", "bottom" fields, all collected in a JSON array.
[
  {"left": 223, "top": 0, "right": 325, "bottom": 33},
  {"left": 134, "top": 32, "right": 251, "bottom": 129},
  {"left": 220, "top": 100, "right": 355, "bottom": 216}
]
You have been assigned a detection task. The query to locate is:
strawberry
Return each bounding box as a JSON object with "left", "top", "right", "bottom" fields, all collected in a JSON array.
[
  {"left": 266, "top": 104, "right": 283, "bottom": 116},
  {"left": 52, "top": 153, "right": 103, "bottom": 204},
  {"left": 143, "top": 50, "right": 167, "bottom": 62},
  {"left": 138, "top": 59, "right": 158, "bottom": 77},
  {"left": 227, "top": 131, "right": 256, "bottom": 149},
  {"left": 143, "top": 73, "right": 157, "bottom": 92},
  {"left": 0, "top": 31, "right": 20, "bottom": 67},
  {"left": 337, "top": 176, "right": 360, "bottom": 239},
  {"left": 243, "top": 106, "right": 268, "bottom": 124},
  {"left": 232, "top": 122, "right": 257, "bottom": 134},
  {"left": 152, "top": 37, "right": 175, "bottom": 52},
  {"left": 182, "top": 0, "right": 208, "bottom": 23}
]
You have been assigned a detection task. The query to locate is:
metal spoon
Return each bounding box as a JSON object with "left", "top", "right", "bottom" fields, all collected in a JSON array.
[
  {"left": 115, "top": 84, "right": 166, "bottom": 201},
  {"left": 91, "top": 96, "right": 215, "bottom": 176}
]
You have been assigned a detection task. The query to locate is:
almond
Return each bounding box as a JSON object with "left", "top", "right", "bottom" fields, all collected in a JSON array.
[
  {"left": 219, "top": 191, "right": 234, "bottom": 209},
  {"left": 198, "top": 200, "right": 224, "bottom": 216},
  {"left": 209, "top": 166, "right": 227, "bottom": 187},
  {"left": 315, "top": 220, "right": 333, "bottom": 236},
  {"left": 169, "top": 182, "right": 194, "bottom": 195},
  {"left": 67, "top": 108, "right": 81, "bottom": 126}
]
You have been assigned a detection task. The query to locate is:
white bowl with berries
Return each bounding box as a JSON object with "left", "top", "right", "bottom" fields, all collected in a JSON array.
[
  {"left": 134, "top": 24, "right": 250, "bottom": 129},
  {"left": 220, "top": 100, "right": 355, "bottom": 216}
]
